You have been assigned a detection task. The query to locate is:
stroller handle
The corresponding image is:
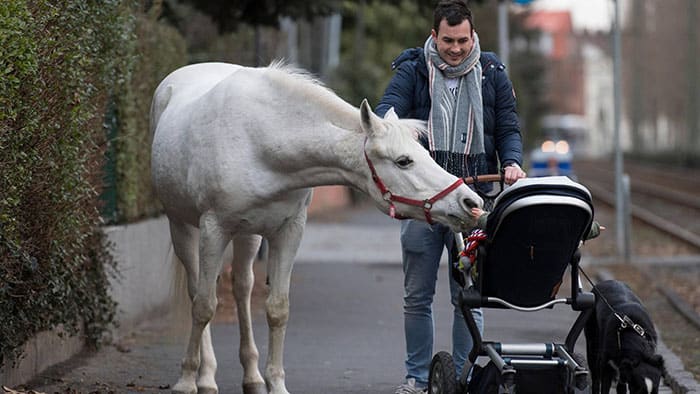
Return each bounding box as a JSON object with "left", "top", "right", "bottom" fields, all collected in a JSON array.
[{"left": 462, "top": 173, "right": 504, "bottom": 186}]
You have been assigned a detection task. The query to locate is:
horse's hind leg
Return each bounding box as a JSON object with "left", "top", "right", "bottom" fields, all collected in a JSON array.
[
  {"left": 231, "top": 234, "right": 266, "bottom": 394},
  {"left": 169, "top": 215, "right": 227, "bottom": 394},
  {"left": 168, "top": 219, "right": 200, "bottom": 394}
]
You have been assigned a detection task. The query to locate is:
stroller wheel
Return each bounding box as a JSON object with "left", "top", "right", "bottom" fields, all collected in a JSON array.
[{"left": 429, "top": 351, "right": 458, "bottom": 394}]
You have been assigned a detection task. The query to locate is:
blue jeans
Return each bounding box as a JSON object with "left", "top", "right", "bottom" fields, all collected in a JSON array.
[{"left": 400, "top": 219, "right": 484, "bottom": 387}]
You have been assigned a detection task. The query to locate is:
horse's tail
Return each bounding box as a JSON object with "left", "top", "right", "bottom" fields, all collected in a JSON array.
[
  {"left": 167, "top": 245, "right": 192, "bottom": 336},
  {"left": 150, "top": 83, "right": 174, "bottom": 137}
]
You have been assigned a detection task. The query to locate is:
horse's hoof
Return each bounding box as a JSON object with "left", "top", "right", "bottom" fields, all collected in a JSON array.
[
  {"left": 242, "top": 382, "right": 267, "bottom": 394},
  {"left": 172, "top": 389, "right": 197, "bottom": 394},
  {"left": 171, "top": 383, "right": 197, "bottom": 394},
  {"left": 197, "top": 377, "right": 218, "bottom": 394}
]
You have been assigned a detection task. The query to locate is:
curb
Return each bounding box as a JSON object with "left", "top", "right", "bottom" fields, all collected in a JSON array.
[{"left": 658, "top": 339, "right": 700, "bottom": 394}]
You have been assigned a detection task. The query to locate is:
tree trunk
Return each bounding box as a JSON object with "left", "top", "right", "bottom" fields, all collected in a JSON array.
[{"left": 353, "top": 0, "right": 366, "bottom": 64}]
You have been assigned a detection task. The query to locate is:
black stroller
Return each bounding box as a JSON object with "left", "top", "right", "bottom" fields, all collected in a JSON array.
[{"left": 429, "top": 175, "right": 596, "bottom": 394}]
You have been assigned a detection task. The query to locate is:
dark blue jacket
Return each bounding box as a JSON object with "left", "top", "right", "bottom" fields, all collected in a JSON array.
[{"left": 376, "top": 48, "right": 523, "bottom": 176}]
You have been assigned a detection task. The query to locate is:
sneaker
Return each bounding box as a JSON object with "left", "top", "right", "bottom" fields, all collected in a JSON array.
[{"left": 395, "top": 378, "right": 427, "bottom": 394}]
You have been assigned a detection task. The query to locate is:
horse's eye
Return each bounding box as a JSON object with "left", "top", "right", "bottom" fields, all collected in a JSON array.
[{"left": 395, "top": 156, "right": 413, "bottom": 168}]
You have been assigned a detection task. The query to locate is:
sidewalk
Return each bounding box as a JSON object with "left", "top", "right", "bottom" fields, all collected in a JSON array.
[{"left": 21, "top": 205, "right": 696, "bottom": 393}]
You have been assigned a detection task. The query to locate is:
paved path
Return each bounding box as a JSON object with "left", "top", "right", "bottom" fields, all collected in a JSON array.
[{"left": 26, "top": 205, "right": 680, "bottom": 393}]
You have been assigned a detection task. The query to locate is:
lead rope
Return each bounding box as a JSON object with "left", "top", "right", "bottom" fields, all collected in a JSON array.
[{"left": 578, "top": 266, "right": 647, "bottom": 348}]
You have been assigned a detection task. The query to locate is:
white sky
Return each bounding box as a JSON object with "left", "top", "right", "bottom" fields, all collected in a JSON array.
[{"left": 528, "top": 0, "right": 614, "bottom": 32}]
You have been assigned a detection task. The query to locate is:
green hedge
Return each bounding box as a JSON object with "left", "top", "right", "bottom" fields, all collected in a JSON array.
[
  {"left": 0, "top": 0, "right": 186, "bottom": 366},
  {"left": 109, "top": 8, "right": 187, "bottom": 222}
]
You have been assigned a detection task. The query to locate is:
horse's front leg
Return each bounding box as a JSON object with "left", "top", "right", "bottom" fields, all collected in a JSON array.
[
  {"left": 177, "top": 213, "right": 229, "bottom": 394},
  {"left": 231, "top": 234, "right": 266, "bottom": 394},
  {"left": 264, "top": 211, "right": 308, "bottom": 394},
  {"left": 198, "top": 323, "right": 217, "bottom": 393}
]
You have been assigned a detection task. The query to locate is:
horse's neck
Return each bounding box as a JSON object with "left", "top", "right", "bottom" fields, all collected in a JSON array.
[
  {"left": 269, "top": 115, "right": 369, "bottom": 191},
  {"left": 255, "top": 70, "right": 370, "bottom": 189}
]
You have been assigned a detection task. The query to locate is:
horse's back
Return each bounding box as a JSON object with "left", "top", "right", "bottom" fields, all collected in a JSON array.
[
  {"left": 150, "top": 62, "right": 315, "bottom": 229},
  {"left": 151, "top": 63, "right": 244, "bottom": 133}
]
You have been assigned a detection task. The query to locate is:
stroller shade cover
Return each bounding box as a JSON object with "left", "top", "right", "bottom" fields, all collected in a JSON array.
[{"left": 478, "top": 176, "right": 593, "bottom": 307}]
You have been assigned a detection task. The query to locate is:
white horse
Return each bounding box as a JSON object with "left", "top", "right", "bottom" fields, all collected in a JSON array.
[{"left": 150, "top": 62, "right": 483, "bottom": 394}]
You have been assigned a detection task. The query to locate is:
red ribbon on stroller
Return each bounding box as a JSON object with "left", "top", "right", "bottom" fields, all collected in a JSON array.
[{"left": 460, "top": 228, "right": 487, "bottom": 266}]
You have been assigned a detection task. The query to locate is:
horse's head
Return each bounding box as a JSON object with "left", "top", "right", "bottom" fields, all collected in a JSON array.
[{"left": 359, "top": 99, "right": 483, "bottom": 232}]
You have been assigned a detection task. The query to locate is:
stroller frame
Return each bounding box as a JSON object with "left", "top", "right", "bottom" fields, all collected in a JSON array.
[{"left": 430, "top": 176, "right": 596, "bottom": 394}]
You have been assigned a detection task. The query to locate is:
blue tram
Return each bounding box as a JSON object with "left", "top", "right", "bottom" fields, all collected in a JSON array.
[{"left": 528, "top": 114, "right": 586, "bottom": 179}]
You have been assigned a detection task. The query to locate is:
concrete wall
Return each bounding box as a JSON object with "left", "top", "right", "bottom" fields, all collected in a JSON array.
[
  {"left": 104, "top": 216, "right": 178, "bottom": 338},
  {"left": 0, "top": 216, "right": 175, "bottom": 388},
  {"left": 0, "top": 327, "right": 84, "bottom": 388}
]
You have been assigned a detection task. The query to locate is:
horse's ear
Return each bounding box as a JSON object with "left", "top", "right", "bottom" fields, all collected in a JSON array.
[
  {"left": 383, "top": 107, "right": 399, "bottom": 121},
  {"left": 360, "top": 98, "right": 381, "bottom": 136}
]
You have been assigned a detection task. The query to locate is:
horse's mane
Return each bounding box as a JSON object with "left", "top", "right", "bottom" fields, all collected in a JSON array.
[
  {"left": 267, "top": 60, "right": 325, "bottom": 88},
  {"left": 265, "top": 60, "right": 428, "bottom": 141},
  {"left": 265, "top": 60, "right": 355, "bottom": 117}
]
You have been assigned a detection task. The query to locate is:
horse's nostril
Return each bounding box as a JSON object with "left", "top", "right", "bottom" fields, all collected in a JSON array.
[{"left": 463, "top": 198, "right": 479, "bottom": 210}]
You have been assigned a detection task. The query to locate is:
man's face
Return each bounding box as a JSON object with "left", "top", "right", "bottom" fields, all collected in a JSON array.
[{"left": 431, "top": 18, "right": 474, "bottom": 67}]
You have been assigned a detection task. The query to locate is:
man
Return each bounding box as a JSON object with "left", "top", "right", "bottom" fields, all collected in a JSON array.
[{"left": 375, "top": 1, "right": 526, "bottom": 392}]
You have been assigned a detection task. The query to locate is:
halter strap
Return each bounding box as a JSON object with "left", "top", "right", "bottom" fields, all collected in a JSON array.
[{"left": 363, "top": 138, "right": 464, "bottom": 224}]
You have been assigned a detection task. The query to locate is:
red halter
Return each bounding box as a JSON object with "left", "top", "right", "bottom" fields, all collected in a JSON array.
[{"left": 363, "top": 139, "right": 465, "bottom": 224}]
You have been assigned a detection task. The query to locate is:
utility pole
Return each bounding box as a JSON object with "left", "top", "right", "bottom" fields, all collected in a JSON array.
[
  {"left": 498, "top": 0, "right": 509, "bottom": 69},
  {"left": 612, "top": 0, "right": 630, "bottom": 262},
  {"left": 688, "top": 0, "right": 699, "bottom": 154},
  {"left": 504, "top": 0, "right": 535, "bottom": 70},
  {"left": 630, "top": 0, "right": 644, "bottom": 151}
]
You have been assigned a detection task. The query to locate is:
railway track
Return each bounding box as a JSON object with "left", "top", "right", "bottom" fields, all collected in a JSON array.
[
  {"left": 572, "top": 159, "right": 700, "bottom": 391},
  {"left": 573, "top": 159, "right": 700, "bottom": 251}
]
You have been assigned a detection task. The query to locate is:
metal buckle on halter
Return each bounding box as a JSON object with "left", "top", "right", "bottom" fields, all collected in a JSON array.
[
  {"left": 423, "top": 200, "right": 432, "bottom": 210},
  {"left": 383, "top": 191, "right": 392, "bottom": 201}
]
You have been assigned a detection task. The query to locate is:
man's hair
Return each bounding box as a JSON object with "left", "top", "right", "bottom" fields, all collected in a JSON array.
[{"left": 433, "top": 0, "right": 474, "bottom": 33}]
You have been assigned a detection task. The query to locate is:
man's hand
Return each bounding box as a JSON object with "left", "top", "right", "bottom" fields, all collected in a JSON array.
[{"left": 504, "top": 163, "right": 527, "bottom": 184}]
